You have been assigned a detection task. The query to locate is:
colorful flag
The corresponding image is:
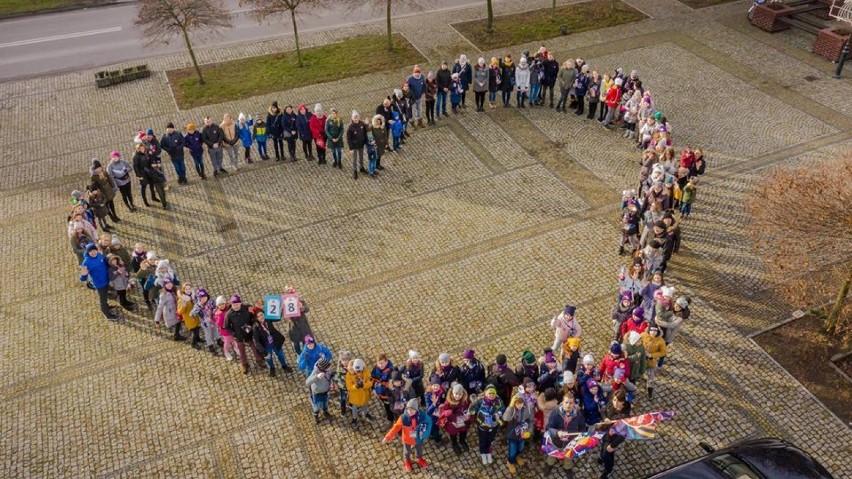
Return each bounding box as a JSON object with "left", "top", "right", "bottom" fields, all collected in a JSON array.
[
  {"left": 609, "top": 410, "right": 676, "bottom": 440},
  {"left": 541, "top": 431, "right": 604, "bottom": 460}
]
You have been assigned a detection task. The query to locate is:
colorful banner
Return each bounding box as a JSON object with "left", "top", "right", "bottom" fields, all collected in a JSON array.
[
  {"left": 610, "top": 410, "right": 676, "bottom": 440},
  {"left": 541, "top": 431, "right": 604, "bottom": 460}
]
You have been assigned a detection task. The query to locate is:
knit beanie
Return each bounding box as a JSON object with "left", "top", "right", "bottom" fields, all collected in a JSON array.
[
  {"left": 406, "top": 398, "right": 420, "bottom": 410},
  {"left": 495, "top": 354, "right": 507, "bottom": 366}
]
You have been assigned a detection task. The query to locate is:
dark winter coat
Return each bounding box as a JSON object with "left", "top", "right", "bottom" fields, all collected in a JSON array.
[
  {"left": 346, "top": 121, "right": 368, "bottom": 150},
  {"left": 296, "top": 112, "right": 313, "bottom": 141},
  {"left": 160, "top": 131, "right": 185, "bottom": 159},
  {"left": 224, "top": 307, "right": 254, "bottom": 342},
  {"left": 184, "top": 131, "right": 204, "bottom": 155},
  {"left": 452, "top": 62, "right": 473, "bottom": 90},
  {"left": 459, "top": 359, "right": 486, "bottom": 394},
  {"left": 542, "top": 59, "right": 559, "bottom": 87},
  {"left": 436, "top": 68, "right": 452, "bottom": 92},
  {"left": 253, "top": 320, "right": 286, "bottom": 352},
  {"left": 201, "top": 124, "right": 224, "bottom": 149},
  {"left": 266, "top": 109, "right": 284, "bottom": 138}
]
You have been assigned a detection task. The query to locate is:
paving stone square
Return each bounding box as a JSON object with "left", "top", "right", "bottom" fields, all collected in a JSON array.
[{"left": 1, "top": 0, "right": 851, "bottom": 478}]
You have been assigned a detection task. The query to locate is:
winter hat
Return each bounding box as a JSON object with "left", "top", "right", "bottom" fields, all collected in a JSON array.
[
  {"left": 353, "top": 359, "right": 366, "bottom": 372},
  {"left": 230, "top": 294, "right": 242, "bottom": 304},
  {"left": 86, "top": 243, "right": 98, "bottom": 252},
  {"left": 314, "top": 103, "right": 323, "bottom": 115},
  {"left": 146, "top": 129, "right": 154, "bottom": 136},
  {"left": 146, "top": 251, "right": 158, "bottom": 261},
  {"left": 452, "top": 383, "right": 465, "bottom": 396},
  {"left": 163, "top": 279, "right": 174, "bottom": 290},
  {"left": 71, "top": 189, "right": 84, "bottom": 200},
  {"left": 406, "top": 398, "right": 420, "bottom": 410},
  {"left": 106, "top": 253, "right": 118, "bottom": 263},
  {"left": 614, "top": 78, "right": 623, "bottom": 87},
  {"left": 438, "top": 352, "right": 451, "bottom": 364},
  {"left": 339, "top": 350, "right": 353, "bottom": 362},
  {"left": 586, "top": 379, "right": 599, "bottom": 389},
  {"left": 632, "top": 307, "right": 645, "bottom": 318},
  {"left": 676, "top": 296, "right": 690, "bottom": 309},
  {"left": 408, "top": 350, "right": 421, "bottom": 361},
  {"left": 426, "top": 71, "right": 434, "bottom": 80},
  {"left": 429, "top": 375, "right": 441, "bottom": 385},
  {"left": 567, "top": 338, "right": 581, "bottom": 351},
  {"left": 304, "top": 335, "right": 315, "bottom": 344},
  {"left": 649, "top": 325, "right": 660, "bottom": 333},
  {"left": 521, "top": 350, "right": 536, "bottom": 365},
  {"left": 544, "top": 350, "right": 557, "bottom": 364},
  {"left": 196, "top": 288, "right": 208, "bottom": 298},
  {"left": 654, "top": 220, "right": 666, "bottom": 229},
  {"left": 495, "top": 354, "right": 507, "bottom": 366},
  {"left": 523, "top": 377, "right": 536, "bottom": 388},
  {"left": 564, "top": 304, "right": 576, "bottom": 316},
  {"left": 621, "top": 291, "right": 633, "bottom": 301},
  {"left": 166, "top": 122, "right": 175, "bottom": 129},
  {"left": 610, "top": 342, "right": 622, "bottom": 355},
  {"left": 111, "top": 235, "right": 121, "bottom": 246},
  {"left": 413, "top": 65, "right": 421, "bottom": 74},
  {"left": 484, "top": 384, "right": 497, "bottom": 395},
  {"left": 462, "top": 349, "right": 475, "bottom": 361},
  {"left": 237, "top": 113, "right": 246, "bottom": 122},
  {"left": 582, "top": 354, "right": 594, "bottom": 366},
  {"left": 665, "top": 175, "right": 675, "bottom": 185},
  {"left": 391, "top": 370, "right": 403, "bottom": 382},
  {"left": 662, "top": 286, "right": 675, "bottom": 298},
  {"left": 91, "top": 159, "right": 102, "bottom": 169},
  {"left": 351, "top": 110, "right": 359, "bottom": 120},
  {"left": 215, "top": 295, "right": 227, "bottom": 306},
  {"left": 563, "top": 371, "right": 575, "bottom": 385},
  {"left": 187, "top": 122, "right": 197, "bottom": 131},
  {"left": 316, "top": 356, "right": 330, "bottom": 370},
  {"left": 393, "top": 88, "right": 403, "bottom": 98},
  {"left": 628, "top": 331, "right": 642, "bottom": 345},
  {"left": 654, "top": 111, "right": 663, "bottom": 120},
  {"left": 110, "top": 151, "right": 121, "bottom": 159}
]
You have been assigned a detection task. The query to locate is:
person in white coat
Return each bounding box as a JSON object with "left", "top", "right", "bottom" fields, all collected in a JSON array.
[{"left": 514, "top": 57, "right": 531, "bottom": 108}]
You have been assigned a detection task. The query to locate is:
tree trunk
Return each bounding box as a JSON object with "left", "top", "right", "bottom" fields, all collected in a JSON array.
[
  {"left": 181, "top": 26, "right": 204, "bottom": 85},
  {"left": 386, "top": 0, "right": 393, "bottom": 51},
  {"left": 825, "top": 267, "right": 852, "bottom": 335},
  {"left": 551, "top": 0, "right": 556, "bottom": 19},
  {"left": 486, "top": 0, "right": 493, "bottom": 34},
  {"left": 291, "top": 8, "right": 303, "bottom": 67}
]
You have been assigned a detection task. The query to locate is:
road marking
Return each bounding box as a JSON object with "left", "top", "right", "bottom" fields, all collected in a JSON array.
[{"left": 0, "top": 27, "right": 122, "bottom": 48}]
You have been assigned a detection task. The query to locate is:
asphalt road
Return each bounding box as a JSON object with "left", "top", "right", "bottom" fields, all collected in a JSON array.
[{"left": 0, "top": 0, "right": 479, "bottom": 81}]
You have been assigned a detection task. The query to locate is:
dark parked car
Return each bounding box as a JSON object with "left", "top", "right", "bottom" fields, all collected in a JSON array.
[{"left": 647, "top": 438, "right": 835, "bottom": 479}]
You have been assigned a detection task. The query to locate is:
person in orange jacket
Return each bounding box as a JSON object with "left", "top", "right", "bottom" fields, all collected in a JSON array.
[{"left": 382, "top": 398, "right": 433, "bottom": 473}]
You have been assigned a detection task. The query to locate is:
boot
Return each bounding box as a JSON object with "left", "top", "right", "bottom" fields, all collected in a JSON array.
[
  {"left": 269, "top": 367, "right": 276, "bottom": 377},
  {"left": 516, "top": 456, "right": 526, "bottom": 466},
  {"left": 507, "top": 462, "right": 517, "bottom": 474},
  {"left": 481, "top": 454, "right": 489, "bottom": 465},
  {"left": 648, "top": 387, "right": 654, "bottom": 399},
  {"left": 486, "top": 453, "right": 493, "bottom": 464},
  {"left": 451, "top": 442, "right": 462, "bottom": 455},
  {"left": 403, "top": 460, "right": 413, "bottom": 473},
  {"left": 461, "top": 440, "right": 470, "bottom": 452},
  {"left": 290, "top": 154, "right": 296, "bottom": 162},
  {"left": 543, "top": 463, "right": 554, "bottom": 474},
  {"left": 314, "top": 412, "right": 321, "bottom": 424},
  {"left": 207, "top": 345, "right": 219, "bottom": 356},
  {"left": 353, "top": 170, "right": 358, "bottom": 180},
  {"left": 415, "top": 458, "right": 428, "bottom": 469}
]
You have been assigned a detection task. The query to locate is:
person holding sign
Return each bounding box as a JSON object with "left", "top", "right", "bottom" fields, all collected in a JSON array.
[
  {"left": 283, "top": 286, "right": 313, "bottom": 355},
  {"left": 544, "top": 393, "right": 585, "bottom": 478}
]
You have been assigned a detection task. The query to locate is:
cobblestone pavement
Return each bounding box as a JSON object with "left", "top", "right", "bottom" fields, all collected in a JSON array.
[{"left": 1, "top": 0, "right": 851, "bottom": 478}]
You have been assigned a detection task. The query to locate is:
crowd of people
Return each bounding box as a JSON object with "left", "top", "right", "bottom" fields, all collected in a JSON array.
[{"left": 69, "top": 44, "right": 706, "bottom": 478}]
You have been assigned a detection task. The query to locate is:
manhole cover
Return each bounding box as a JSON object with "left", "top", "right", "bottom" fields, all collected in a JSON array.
[{"left": 804, "top": 75, "right": 819, "bottom": 82}]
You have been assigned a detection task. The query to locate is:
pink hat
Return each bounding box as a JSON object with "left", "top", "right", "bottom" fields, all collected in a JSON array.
[{"left": 110, "top": 151, "right": 121, "bottom": 158}]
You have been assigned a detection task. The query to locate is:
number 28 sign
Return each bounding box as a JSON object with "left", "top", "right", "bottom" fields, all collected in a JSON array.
[{"left": 265, "top": 293, "right": 301, "bottom": 321}]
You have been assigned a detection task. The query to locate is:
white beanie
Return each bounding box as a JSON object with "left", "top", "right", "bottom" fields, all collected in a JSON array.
[
  {"left": 351, "top": 110, "right": 359, "bottom": 119},
  {"left": 662, "top": 286, "right": 675, "bottom": 298},
  {"left": 408, "top": 350, "right": 421, "bottom": 360},
  {"left": 238, "top": 112, "right": 246, "bottom": 122},
  {"left": 353, "top": 359, "right": 366, "bottom": 371},
  {"left": 215, "top": 295, "right": 227, "bottom": 306},
  {"left": 146, "top": 251, "right": 158, "bottom": 261},
  {"left": 676, "top": 296, "right": 690, "bottom": 309},
  {"left": 452, "top": 383, "right": 465, "bottom": 396},
  {"left": 111, "top": 235, "right": 120, "bottom": 245},
  {"left": 314, "top": 103, "right": 323, "bottom": 114},
  {"left": 438, "top": 352, "right": 450, "bottom": 364},
  {"left": 582, "top": 354, "right": 594, "bottom": 366},
  {"left": 563, "top": 371, "right": 575, "bottom": 385}
]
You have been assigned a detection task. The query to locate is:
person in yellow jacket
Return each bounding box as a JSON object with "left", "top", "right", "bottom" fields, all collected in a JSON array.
[
  {"left": 177, "top": 283, "right": 202, "bottom": 349},
  {"left": 346, "top": 358, "right": 373, "bottom": 429},
  {"left": 641, "top": 326, "right": 667, "bottom": 399}
]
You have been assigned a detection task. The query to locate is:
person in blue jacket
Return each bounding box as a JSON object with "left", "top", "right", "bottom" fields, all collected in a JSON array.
[
  {"left": 236, "top": 113, "right": 254, "bottom": 163},
  {"left": 297, "top": 335, "right": 332, "bottom": 376},
  {"left": 390, "top": 111, "right": 404, "bottom": 151},
  {"left": 295, "top": 104, "right": 314, "bottom": 161},
  {"left": 183, "top": 122, "right": 206, "bottom": 179},
  {"left": 79, "top": 243, "right": 118, "bottom": 320}
]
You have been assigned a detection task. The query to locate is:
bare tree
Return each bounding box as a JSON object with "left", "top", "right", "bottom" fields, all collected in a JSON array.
[
  {"left": 551, "top": 0, "right": 556, "bottom": 20},
  {"left": 350, "top": 0, "right": 424, "bottom": 51},
  {"left": 241, "top": 0, "right": 318, "bottom": 67},
  {"left": 487, "top": 0, "right": 494, "bottom": 33},
  {"left": 135, "top": 0, "right": 233, "bottom": 85},
  {"left": 745, "top": 154, "right": 852, "bottom": 340}
]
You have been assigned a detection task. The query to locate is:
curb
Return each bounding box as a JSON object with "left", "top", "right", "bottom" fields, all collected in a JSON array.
[{"left": 0, "top": 0, "right": 134, "bottom": 21}]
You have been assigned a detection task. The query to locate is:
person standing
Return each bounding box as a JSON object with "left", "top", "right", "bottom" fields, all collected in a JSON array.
[
  {"left": 224, "top": 295, "right": 264, "bottom": 375},
  {"left": 252, "top": 309, "right": 292, "bottom": 376},
  {"left": 297, "top": 335, "right": 333, "bottom": 377},
  {"left": 306, "top": 356, "right": 333, "bottom": 422},
  {"left": 236, "top": 113, "right": 254, "bottom": 163},
  {"left": 266, "top": 101, "right": 284, "bottom": 161},
  {"left": 573, "top": 65, "right": 590, "bottom": 116},
  {"left": 144, "top": 151, "right": 169, "bottom": 210},
  {"left": 542, "top": 52, "right": 559, "bottom": 107},
  {"left": 79, "top": 243, "right": 118, "bottom": 321},
  {"left": 544, "top": 393, "right": 585, "bottom": 478},
  {"left": 160, "top": 122, "right": 188, "bottom": 184},
  {"left": 515, "top": 56, "right": 530, "bottom": 108},
  {"left": 382, "top": 398, "right": 432, "bottom": 473},
  {"left": 252, "top": 117, "right": 269, "bottom": 160},
  {"left": 325, "top": 109, "right": 345, "bottom": 169},
  {"left": 282, "top": 105, "right": 298, "bottom": 162},
  {"left": 424, "top": 72, "right": 438, "bottom": 125},
  {"left": 435, "top": 61, "right": 452, "bottom": 117},
  {"left": 309, "top": 104, "right": 328, "bottom": 164},
  {"left": 201, "top": 116, "right": 226, "bottom": 176},
  {"left": 469, "top": 384, "right": 505, "bottom": 465},
  {"left": 500, "top": 55, "right": 516, "bottom": 108},
  {"left": 89, "top": 158, "right": 120, "bottom": 223},
  {"left": 106, "top": 151, "right": 136, "bottom": 212},
  {"left": 346, "top": 110, "right": 368, "bottom": 180},
  {"left": 597, "top": 421, "right": 626, "bottom": 479},
  {"left": 555, "top": 60, "right": 577, "bottom": 112},
  {"left": 407, "top": 65, "right": 426, "bottom": 127},
  {"left": 472, "top": 57, "right": 489, "bottom": 112},
  {"left": 296, "top": 104, "right": 314, "bottom": 161},
  {"left": 132, "top": 143, "right": 157, "bottom": 207},
  {"left": 183, "top": 123, "right": 207, "bottom": 179},
  {"left": 529, "top": 55, "right": 543, "bottom": 107},
  {"left": 488, "top": 57, "right": 501, "bottom": 109},
  {"left": 221, "top": 113, "right": 240, "bottom": 170},
  {"left": 502, "top": 395, "right": 533, "bottom": 474},
  {"left": 452, "top": 54, "right": 473, "bottom": 108}
]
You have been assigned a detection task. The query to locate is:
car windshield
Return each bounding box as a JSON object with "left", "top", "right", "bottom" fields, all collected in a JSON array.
[{"left": 710, "top": 453, "right": 766, "bottom": 479}]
